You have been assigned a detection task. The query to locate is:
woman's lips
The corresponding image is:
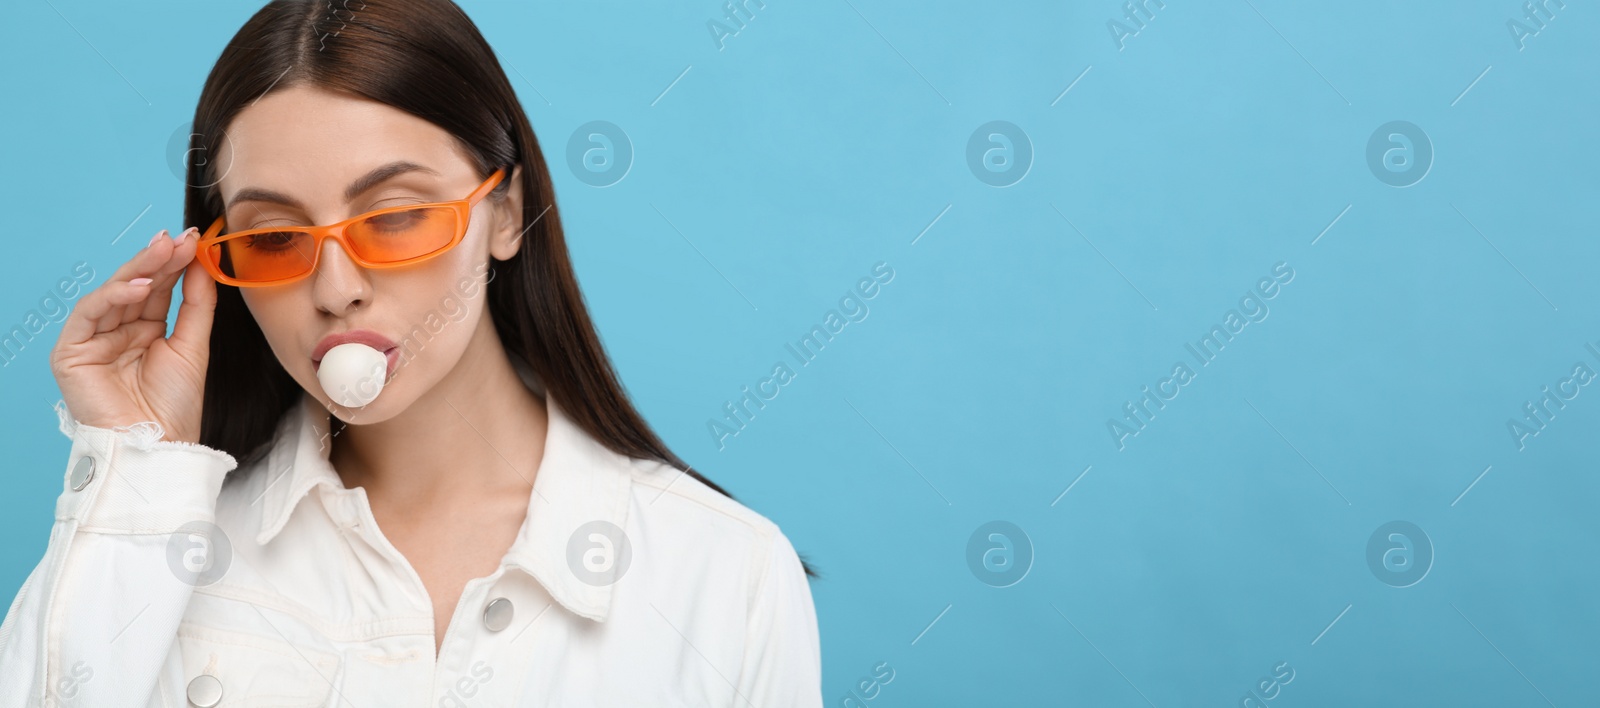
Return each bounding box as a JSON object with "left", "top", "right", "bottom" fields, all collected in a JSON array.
[{"left": 312, "top": 329, "right": 401, "bottom": 380}]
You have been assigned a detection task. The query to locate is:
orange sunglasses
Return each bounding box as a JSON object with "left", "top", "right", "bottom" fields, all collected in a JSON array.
[{"left": 197, "top": 166, "right": 507, "bottom": 287}]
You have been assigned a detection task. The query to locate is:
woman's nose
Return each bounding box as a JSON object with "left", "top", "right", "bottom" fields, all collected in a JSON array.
[{"left": 310, "top": 235, "right": 371, "bottom": 314}]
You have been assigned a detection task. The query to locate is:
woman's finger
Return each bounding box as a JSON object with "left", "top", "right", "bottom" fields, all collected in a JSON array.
[
  {"left": 57, "top": 277, "right": 157, "bottom": 350},
  {"left": 102, "top": 230, "right": 179, "bottom": 284},
  {"left": 167, "top": 256, "right": 218, "bottom": 363},
  {"left": 132, "top": 228, "right": 200, "bottom": 325},
  {"left": 89, "top": 231, "right": 183, "bottom": 333},
  {"left": 70, "top": 318, "right": 166, "bottom": 367}
]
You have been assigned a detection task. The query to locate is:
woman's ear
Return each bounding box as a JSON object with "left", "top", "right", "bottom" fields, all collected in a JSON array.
[{"left": 488, "top": 164, "right": 525, "bottom": 261}]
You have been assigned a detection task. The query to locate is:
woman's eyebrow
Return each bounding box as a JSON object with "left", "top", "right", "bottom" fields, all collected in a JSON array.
[{"left": 226, "top": 160, "right": 443, "bottom": 211}]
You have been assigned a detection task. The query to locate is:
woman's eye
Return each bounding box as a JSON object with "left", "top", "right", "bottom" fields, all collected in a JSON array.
[
  {"left": 244, "top": 232, "right": 302, "bottom": 252},
  {"left": 366, "top": 209, "right": 426, "bottom": 231}
]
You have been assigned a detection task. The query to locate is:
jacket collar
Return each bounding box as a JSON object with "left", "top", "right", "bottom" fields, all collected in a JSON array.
[{"left": 251, "top": 357, "right": 634, "bottom": 622}]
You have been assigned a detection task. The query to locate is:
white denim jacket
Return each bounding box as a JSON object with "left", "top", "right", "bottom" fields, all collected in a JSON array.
[{"left": 0, "top": 359, "right": 822, "bottom": 707}]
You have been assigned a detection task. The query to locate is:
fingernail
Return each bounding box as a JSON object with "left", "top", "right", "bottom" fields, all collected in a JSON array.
[
  {"left": 148, "top": 230, "right": 168, "bottom": 248},
  {"left": 130, "top": 277, "right": 153, "bottom": 286},
  {"left": 175, "top": 226, "right": 198, "bottom": 243}
]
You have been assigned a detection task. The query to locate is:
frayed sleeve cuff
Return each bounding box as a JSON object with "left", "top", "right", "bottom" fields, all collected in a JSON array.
[{"left": 52, "top": 399, "right": 238, "bottom": 532}]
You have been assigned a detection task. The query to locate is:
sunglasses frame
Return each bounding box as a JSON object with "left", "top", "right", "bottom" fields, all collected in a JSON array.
[{"left": 197, "top": 166, "right": 508, "bottom": 287}]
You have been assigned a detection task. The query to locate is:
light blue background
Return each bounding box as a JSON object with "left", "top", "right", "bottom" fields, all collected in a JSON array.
[{"left": 3, "top": 1, "right": 1597, "bottom": 705}]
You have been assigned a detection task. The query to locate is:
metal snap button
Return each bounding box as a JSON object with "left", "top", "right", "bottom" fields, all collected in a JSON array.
[
  {"left": 186, "top": 674, "right": 223, "bottom": 707},
  {"left": 483, "top": 596, "right": 514, "bottom": 632},
  {"left": 68, "top": 456, "right": 95, "bottom": 492}
]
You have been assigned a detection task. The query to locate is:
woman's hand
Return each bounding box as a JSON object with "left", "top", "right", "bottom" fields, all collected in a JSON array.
[{"left": 49, "top": 227, "right": 219, "bottom": 444}]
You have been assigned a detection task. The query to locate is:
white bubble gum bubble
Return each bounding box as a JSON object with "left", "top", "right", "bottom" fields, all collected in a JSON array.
[{"left": 317, "top": 342, "right": 388, "bottom": 408}]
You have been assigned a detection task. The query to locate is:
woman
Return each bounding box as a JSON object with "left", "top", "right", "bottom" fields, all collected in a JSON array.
[{"left": 0, "top": 0, "right": 821, "bottom": 705}]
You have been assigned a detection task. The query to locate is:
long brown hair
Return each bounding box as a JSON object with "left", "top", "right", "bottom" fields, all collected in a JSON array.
[{"left": 180, "top": 0, "right": 814, "bottom": 577}]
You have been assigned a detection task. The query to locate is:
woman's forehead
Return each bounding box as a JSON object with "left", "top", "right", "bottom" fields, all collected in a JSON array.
[{"left": 212, "top": 86, "right": 467, "bottom": 206}]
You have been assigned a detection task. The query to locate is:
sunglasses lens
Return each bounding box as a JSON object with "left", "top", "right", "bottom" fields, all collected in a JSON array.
[
  {"left": 348, "top": 206, "right": 459, "bottom": 263},
  {"left": 210, "top": 230, "right": 316, "bottom": 282},
  {"left": 210, "top": 206, "right": 462, "bottom": 284}
]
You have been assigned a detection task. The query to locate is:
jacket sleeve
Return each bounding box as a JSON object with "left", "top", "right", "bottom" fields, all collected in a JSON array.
[
  {"left": 735, "top": 529, "right": 823, "bottom": 708},
  {"left": 0, "top": 401, "right": 237, "bottom": 707}
]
